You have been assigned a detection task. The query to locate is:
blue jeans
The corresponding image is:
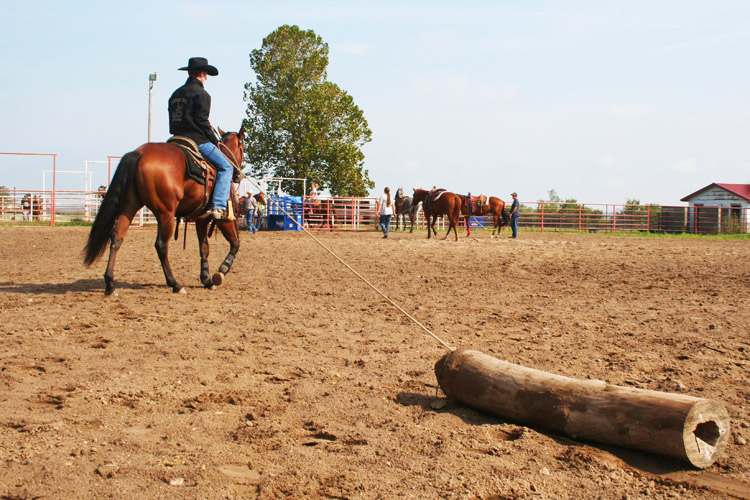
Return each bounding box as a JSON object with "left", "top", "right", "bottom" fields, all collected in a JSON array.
[
  {"left": 198, "top": 142, "right": 233, "bottom": 210},
  {"left": 379, "top": 214, "right": 392, "bottom": 237},
  {"left": 511, "top": 213, "right": 519, "bottom": 238},
  {"left": 246, "top": 211, "right": 257, "bottom": 232}
]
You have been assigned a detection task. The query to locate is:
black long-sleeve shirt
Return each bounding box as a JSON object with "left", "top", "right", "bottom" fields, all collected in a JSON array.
[{"left": 168, "top": 77, "right": 217, "bottom": 146}]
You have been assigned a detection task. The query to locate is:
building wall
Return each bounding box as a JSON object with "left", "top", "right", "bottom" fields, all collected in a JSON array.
[{"left": 686, "top": 186, "right": 749, "bottom": 208}]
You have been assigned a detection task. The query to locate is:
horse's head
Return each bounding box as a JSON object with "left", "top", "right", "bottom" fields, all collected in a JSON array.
[
  {"left": 218, "top": 126, "right": 245, "bottom": 170},
  {"left": 412, "top": 188, "right": 428, "bottom": 204}
]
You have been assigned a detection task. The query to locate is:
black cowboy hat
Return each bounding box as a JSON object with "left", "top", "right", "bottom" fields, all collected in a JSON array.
[{"left": 178, "top": 57, "right": 219, "bottom": 76}]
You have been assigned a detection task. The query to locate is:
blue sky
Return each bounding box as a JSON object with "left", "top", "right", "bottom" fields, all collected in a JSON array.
[{"left": 1, "top": 1, "right": 748, "bottom": 205}]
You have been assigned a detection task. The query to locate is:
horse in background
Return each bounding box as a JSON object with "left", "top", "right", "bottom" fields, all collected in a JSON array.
[
  {"left": 32, "top": 195, "right": 41, "bottom": 221},
  {"left": 456, "top": 194, "right": 510, "bottom": 237},
  {"left": 83, "top": 127, "right": 245, "bottom": 295},
  {"left": 412, "top": 188, "right": 462, "bottom": 241},
  {"left": 394, "top": 187, "right": 416, "bottom": 232}
]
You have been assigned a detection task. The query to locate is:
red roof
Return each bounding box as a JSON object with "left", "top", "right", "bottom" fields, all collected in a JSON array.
[{"left": 681, "top": 183, "right": 750, "bottom": 202}]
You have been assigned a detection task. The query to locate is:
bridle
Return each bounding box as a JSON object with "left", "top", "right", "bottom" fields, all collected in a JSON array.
[{"left": 218, "top": 132, "right": 243, "bottom": 172}]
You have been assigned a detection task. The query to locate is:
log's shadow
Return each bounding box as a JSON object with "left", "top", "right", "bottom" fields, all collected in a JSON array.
[
  {"left": 395, "top": 391, "right": 699, "bottom": 476},
  {"left": 0, "top": 279, "right": 148, "bottom": 295}
]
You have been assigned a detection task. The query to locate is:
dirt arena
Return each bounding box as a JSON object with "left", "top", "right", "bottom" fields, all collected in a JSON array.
[{"left": 0, "top": 226, "right": 748, "bottom": 499}]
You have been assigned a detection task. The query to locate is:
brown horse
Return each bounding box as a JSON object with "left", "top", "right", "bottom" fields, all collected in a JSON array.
[
  {"left": 32, "top": 195, "right": 41, "bottom": 221},
  {"left": 456, "top": 194, "right": 510, "bottom": 237},
  {"left": 83, "top": 128, "right": 244, "bottom": 295},
  {"left": 412, "top": 188, "right": 462, "bottom": 241}
]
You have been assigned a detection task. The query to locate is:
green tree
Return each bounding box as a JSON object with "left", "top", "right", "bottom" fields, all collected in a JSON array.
[{"left": 244, "top": 25, "right": 374, "bottom": 196}]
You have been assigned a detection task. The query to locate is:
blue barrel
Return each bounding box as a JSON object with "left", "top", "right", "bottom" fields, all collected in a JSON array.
[{"left": 267, "top": 196, "right": 303, "bottom": 231}]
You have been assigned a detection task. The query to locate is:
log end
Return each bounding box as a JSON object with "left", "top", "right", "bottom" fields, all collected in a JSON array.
[{"left": 682, "top": 399, "right": 731, "bottom": 468}]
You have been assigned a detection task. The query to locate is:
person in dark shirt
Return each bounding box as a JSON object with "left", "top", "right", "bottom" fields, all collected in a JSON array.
[
  {"left": 169, "top": 57, "right": 233, "bottom": 220},
  {"left": 509, "top": 192, "right": 520, "bottom": 238}
]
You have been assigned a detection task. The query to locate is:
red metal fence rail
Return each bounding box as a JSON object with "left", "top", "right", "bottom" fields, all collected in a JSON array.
[{"left": 1, "top": 190, "right": 747, "bottom": 235}]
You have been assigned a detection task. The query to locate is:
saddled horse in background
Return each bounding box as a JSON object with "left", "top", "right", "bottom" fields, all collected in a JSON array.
[
  {"left": 412, "top": 188, "right": 462, "bottom": 241},
  {"left": 83, "top": 127, "right": 244, "bottom": 295},
  {"left": 393, "top": 187, "right": 416, "bottom": 232},
  {"left": 456, "top": 194, "right": 510, "bottom": 237}
]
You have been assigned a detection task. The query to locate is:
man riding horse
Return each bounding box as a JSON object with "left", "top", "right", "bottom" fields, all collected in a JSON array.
[{"left": 168, "top": 57, "right": 233, "bottom": 220}]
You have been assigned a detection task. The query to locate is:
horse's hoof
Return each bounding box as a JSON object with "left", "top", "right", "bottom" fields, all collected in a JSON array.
[
  {"left": 211, "top": 272, "right": 224, "bottom": 286},
  {"left": 173, "top": 286, "right": 186, "bottom": 294}
]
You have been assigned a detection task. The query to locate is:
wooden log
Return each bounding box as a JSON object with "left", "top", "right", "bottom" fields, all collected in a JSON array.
[{"left": 435, "top": 349, "right": 730, "bottom": 468}]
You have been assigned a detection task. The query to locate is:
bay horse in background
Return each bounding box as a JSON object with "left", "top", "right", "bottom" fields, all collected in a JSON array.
[
  {"left": 32, "top": 195, "right": 41, "bottom": 221},
  {"left": 456, "top": 194, "right": 510, "bottom": 237},
  {"left": 83, "top": 127, "right": 245, "bottom": 295},
  {"left": 394, "top": 187, "right": 416, "bottom": 232},
  {"left": 412, "top": 188, "right": 462, "bottom": 241}
]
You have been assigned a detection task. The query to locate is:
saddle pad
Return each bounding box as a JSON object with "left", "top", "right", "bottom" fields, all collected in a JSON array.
[{"left": 167, "top": 136, "right": 213, "bottom": 185}]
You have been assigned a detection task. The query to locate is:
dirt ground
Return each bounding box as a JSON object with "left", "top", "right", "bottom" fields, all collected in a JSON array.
[{"left": 0, "top": 226, "right": 748, "bottom": 499}]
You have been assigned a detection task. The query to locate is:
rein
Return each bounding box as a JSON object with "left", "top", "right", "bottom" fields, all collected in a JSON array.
[{"left": 217, "top": 134, "right": 243, "bottom": 178}]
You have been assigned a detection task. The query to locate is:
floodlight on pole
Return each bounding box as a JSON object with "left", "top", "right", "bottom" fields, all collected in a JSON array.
[{"left": 148, "top": 72, "right": 157, "bottom": 142}]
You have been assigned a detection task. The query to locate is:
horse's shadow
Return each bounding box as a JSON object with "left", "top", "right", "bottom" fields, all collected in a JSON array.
[
  {"left": 0, "top": 279, "right": 147, "bottom": 295},
  {"left": 395, "top": 391, "right": 692, "bottom": 475}
]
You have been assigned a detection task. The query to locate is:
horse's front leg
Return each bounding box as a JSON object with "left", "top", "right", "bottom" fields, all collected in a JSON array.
[
  {"left": 154, "top": 215, "right": 185, "bottom": 293},
  {"left": 210, "top": 219, "right": 240, "bottom": 287}
]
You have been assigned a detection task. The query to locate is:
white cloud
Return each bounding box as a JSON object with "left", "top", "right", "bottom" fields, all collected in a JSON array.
[
  {"left": 606, "top": 178, "right": 628, "bottom": 190},
  {"left": 410, "top": 75, "right": 517, "bottom": 102},
  {"left": 610, "top": 103, "right": 649, "bottom": 116},
  {"left": 671, "top": 159, "right": 699, "bottom": 173},
  {"left": 596, "top": 154, "right": 616, "bottom": 170},
  {"left": 333, "top": 42, "right": 370, "bottom": 55}
]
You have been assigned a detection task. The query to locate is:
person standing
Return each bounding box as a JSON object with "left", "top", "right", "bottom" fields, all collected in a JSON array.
[
  {"left": 169, "top": 57, "right": 233, "bottom": 220},
  {"left": 21, "top": 194, "right": 31, "bottom": 221},
  {"left": 509, "top": 192, "right": 520, "bottom": 238},
  {"left": 245, "top": 192, "right": 259, "bottom": 233},
  {"left": 376, "top": 187, "right": 393, "bottom": 238},
  {"left": 256, "top": 196, "right": 266, "bottom": 230}
]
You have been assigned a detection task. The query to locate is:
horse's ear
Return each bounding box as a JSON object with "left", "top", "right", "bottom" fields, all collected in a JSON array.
[
  {"left": 238, "top": 126, "right": 245, "bottom": 139},
  {"left": 218, "top": 127, "right": 226, "bottom": 137}
]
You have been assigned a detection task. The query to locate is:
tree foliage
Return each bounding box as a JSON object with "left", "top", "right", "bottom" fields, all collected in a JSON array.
[{"left": 243, "top": 25, "right": 373, "bottom": 196}]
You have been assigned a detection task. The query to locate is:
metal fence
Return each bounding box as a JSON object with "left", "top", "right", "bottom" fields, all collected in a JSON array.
[
  {"left": 515, "top": 202, "right": 749, "bottom": 235},
  {"left": 1, "top": 189, "right": 747, "bottom": 235}
]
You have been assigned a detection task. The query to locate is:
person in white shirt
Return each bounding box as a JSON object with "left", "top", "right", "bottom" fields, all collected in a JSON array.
[{"left": 376, "top": 187, "right": 393, "bottom": 239}]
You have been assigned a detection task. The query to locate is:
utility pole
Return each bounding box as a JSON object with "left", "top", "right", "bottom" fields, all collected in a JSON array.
[{"left": 148, "top": 73, "right": 157, "bottom": 142}]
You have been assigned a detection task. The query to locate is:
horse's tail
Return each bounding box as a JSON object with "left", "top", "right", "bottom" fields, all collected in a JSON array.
[
  {"left": 501, "top": 205, "right": 510, "bottom": 227},
  {"left": 83, "top": 151, "right": 140, "bottom": 266}
]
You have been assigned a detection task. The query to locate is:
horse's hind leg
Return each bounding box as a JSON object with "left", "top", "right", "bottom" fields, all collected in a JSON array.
[
  {"left": 103, "top": 214, "right": 132, "bottom": 295},
  {"left": 195, "top": 218, "right": 214, "bottom": 289},
  {"left": 491, "top": 214, "right": 500, "bottom": 238},
  {"left": 103, "top": 202, "right": 141, "bottom": 295},
  {"left": 154, "top": 215, "right": 184, "bottom": 293}
]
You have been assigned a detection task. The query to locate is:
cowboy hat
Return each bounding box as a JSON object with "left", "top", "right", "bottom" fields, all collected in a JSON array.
[
  {"left": 178, "top": 57, "right": 218, "bottom": 76},
  {"left": 511, "top": 192, "right": 518, "bottom": 196}
]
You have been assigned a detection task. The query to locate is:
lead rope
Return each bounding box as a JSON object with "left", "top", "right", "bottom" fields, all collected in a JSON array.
[{"left": 232, "top": 167, "right": 454, "bottom": 352}]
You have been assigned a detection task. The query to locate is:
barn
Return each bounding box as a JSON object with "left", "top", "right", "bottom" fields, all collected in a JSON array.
[{"left": 680, "top": 183, "right": 750, "bottom": 233}]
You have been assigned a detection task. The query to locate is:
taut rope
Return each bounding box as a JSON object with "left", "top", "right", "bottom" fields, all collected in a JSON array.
[{"left": 233, "top": 167, "right": 454, "bottom": 352}]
